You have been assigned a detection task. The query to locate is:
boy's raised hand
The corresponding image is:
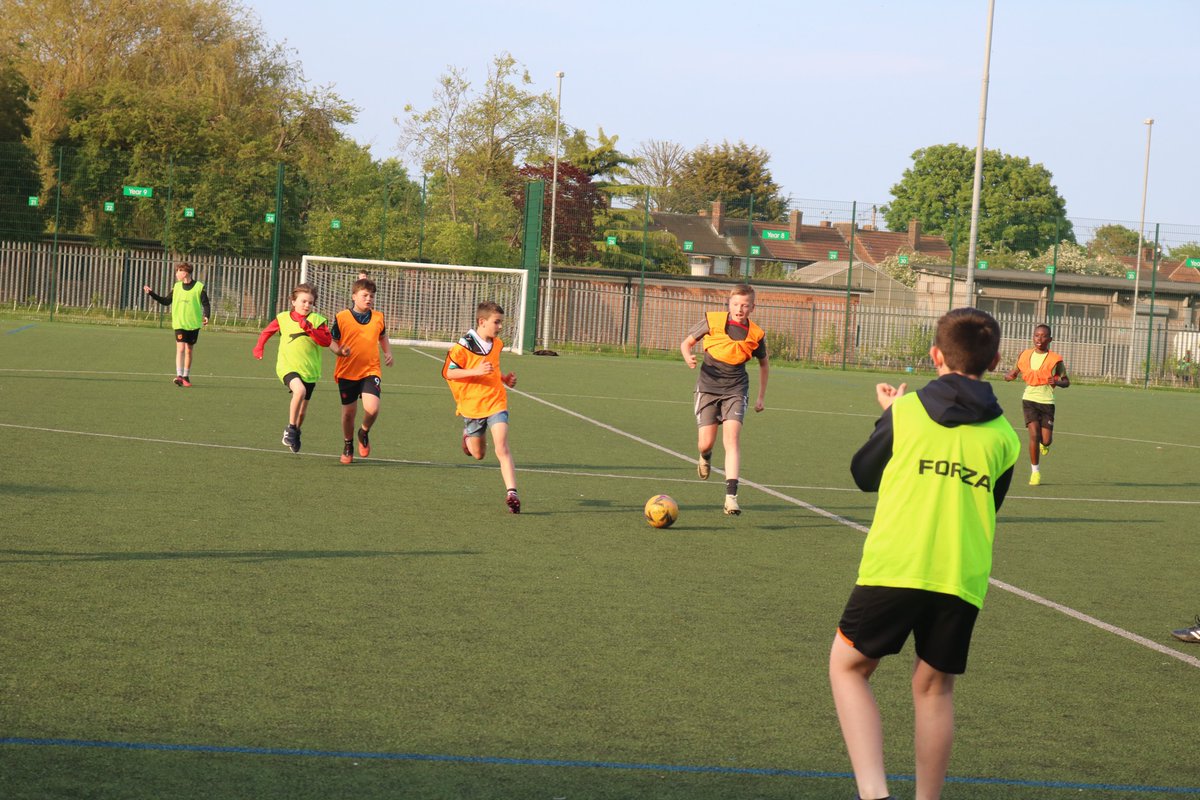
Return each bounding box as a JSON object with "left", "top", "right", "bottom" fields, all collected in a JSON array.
[{"left": 875, "top": 382, "right": 907, "bottom": 411}]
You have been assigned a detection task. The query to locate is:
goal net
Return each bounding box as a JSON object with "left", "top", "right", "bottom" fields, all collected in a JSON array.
[{"left": 300, "top": 255, "right": 530, "bottom": 354}]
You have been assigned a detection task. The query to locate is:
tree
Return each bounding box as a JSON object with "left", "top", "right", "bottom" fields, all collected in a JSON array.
[
  {"left": 672, "top": 140, "right": 787, "bottom": 220},
  {"left": 1168, "top": 242, "right": 1200, "bottom": 261},
  {"left": 1, "top": 0, "right": 358, "bottom": 254},
  {"left": 883, "top": 144, "right": 1074, "bottom": 255},
  {"left": 562, "top": 127, "right": 634, "bottom": 186},
  {"left": 1087, "top": 224, "right": 1144, "bottom": 259},
  {"left": 627, "top": 139, "right": 687, "bottom": 211},
  {"left": 514, "top": 161, "right": 606, "bottom": 264},
  {"left": 401, "top": 52, "right": 556, "bottom": 251}
]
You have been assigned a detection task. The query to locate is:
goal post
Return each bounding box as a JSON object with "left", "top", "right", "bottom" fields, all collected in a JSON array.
[{"left": 300, "top": 255, "right": 531, "bottom": 354}]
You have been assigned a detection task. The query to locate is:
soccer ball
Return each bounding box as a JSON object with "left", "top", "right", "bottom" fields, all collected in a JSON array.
[{"left": 644, "top": 494, "right": 679, "bottom": 529}]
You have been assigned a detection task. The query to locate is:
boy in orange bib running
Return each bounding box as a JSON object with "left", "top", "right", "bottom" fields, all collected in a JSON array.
[
  {"left": 442, "top": 301, "right": 520, "bottom": 513},
  {"left": 1004, "top": 324, "right": 1069, "bottom": 486}
]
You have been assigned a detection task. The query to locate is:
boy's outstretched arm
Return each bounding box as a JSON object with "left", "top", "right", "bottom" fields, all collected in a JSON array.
[
  {"left": 755, "top": 355, "right": 769, "bottom": 412},
  {"left": 252, "top": 319, "right": 280, "bottom": 359},
  {"left": 680, "top": 334, "right": 699, "bottom": 369}
]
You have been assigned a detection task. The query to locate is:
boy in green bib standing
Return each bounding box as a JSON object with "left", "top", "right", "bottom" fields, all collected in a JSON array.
[
  {"left": 829, "top": 308, "right": 1020, "bottom": 800},
  {"left": 143, "top": 262, "right": 210, "bottom": 387},
  {"left": 253, "top": 283, "right": 339, "bottom": 453}
]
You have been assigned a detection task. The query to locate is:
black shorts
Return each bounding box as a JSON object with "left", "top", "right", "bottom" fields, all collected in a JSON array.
[
  {"left": 338, "top": 376, "right": 381, "bottom": 406},
  {"left": 837, "top": 585, "right": 980, "bottom": 674},
  {"left": 1022, "top": 400, "right": 1055, "bottom": 428},
  {"left": 174, "top": 329, "right": 200, "bottom": 345},
  {"left": 282, "top": 372, "right": 316, "bottom": 400}
]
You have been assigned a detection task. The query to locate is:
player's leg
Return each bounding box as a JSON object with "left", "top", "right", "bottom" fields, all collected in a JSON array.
[
  {"left": 173, "top": 338, "right": 186, "bottom": 385},
  {"left": 829, "top": 634, "right": 889, "bottom": 800},
  {"left": 463, "top": 418, "right": 487, "bottom": 460},
  {"left": 356, "top": 386, "right": 380, "bottom": 458},
  {"left": 694, "top": 392, "right": 718, "bottom": 479},
  {"left": 911, "top": 658, "right": 955, "bottom": 800},
  {"left": 722, "top": 420, "right": 742, "bottom": 481},
  {"left": 489, "top": 418, "right": 520, "bottom": 513},
  {"left": 1026, "top": 421, "right": 1040, "bottom": 465},
  {"left": 1039, "top": 405, "right": 1055, "bottom": 453},
  {"left": 287, "top": 377, "right": 307, "bottom": 427},
  {"left": 338, "top": 388, "right": 357, "bottom": 464}
]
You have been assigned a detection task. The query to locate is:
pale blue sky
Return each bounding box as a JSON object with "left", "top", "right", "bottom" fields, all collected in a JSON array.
[{"left": 245, "top": 0, "right": 1196, "bottom": 228}]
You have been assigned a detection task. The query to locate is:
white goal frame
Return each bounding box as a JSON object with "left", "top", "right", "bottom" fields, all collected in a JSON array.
[{"left": 300, "top": 255, "right": 530, "bottom": 354}]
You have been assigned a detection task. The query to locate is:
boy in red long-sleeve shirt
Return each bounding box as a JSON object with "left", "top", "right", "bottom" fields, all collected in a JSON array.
[{"left": 252, "top": 283, "right": 341, "bottom": 453}]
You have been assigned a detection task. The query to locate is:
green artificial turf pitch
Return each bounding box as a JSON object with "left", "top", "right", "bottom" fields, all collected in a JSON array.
[{"left": 1, "top": 318, "right": 1197, "bottom": 799}]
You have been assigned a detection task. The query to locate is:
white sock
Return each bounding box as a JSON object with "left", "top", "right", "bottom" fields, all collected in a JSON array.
[{"left": 1031, "top": 464, "right": 1040, "bottom": 473}]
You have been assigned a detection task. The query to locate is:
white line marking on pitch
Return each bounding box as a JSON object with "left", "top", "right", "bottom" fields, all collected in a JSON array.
[{"left": 411, "top": 348, "right": 1200, "bottom": 670}]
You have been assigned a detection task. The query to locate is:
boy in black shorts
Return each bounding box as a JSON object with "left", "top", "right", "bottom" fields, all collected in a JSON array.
[
  {"left": 679, "top": 283, "right": 769, "bottom": 515},
  {"left": 1004, "top": 323, "right": 1070, "bottom": 486},
  {"left": 830, "top": 308, "right": 1020, "bottom": 800},
  {"left": 143, "top": 262, "right": 210, "bottom": 387}
]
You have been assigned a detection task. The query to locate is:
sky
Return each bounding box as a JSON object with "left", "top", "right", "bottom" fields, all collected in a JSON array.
[{"left": 244, "top": 0, "right": 1197, "bottom": 230}]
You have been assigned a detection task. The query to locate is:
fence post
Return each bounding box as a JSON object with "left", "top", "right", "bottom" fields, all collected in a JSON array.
[
  {"left": 163, "top": 154, "right": 174, "bottom": 265},
  {"left": 379, "top": 171, "right": 389, "bottom": 260},
  {"left": 745, "top": 193, "right": 754, "bottom": 278},
  {"left": 948, "top": 209, "right": 960, "bottom": 310},
  {"left": 417, "top": 175, "right": 427, "bottom": 262},
  {"left": 520, "top": 180, "right": 544, "bottom": 353},
  {"left": 636, "top": 187, "right": 650, "bottom": 358},
  {"left": 49, "top": 147, "right": 64, "bottom": 322},
  {"left": 1047, "top": 216, "right": 1060, "bottom": 323},
  {"left": 1143, "top": 223, "right": 1161, "bottom": 387},
  {"left": 267, "top": 162, "right": 284, "bottom": 318},
  {"left": 841, "top": 201, "right": 857, "bottom": 370}
]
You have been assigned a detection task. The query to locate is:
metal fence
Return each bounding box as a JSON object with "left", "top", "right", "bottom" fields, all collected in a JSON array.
[{"left": 2, "top": 239, "right": 1197, "bottom": 387}]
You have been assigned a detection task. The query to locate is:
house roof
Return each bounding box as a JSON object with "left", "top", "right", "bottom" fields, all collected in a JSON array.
[
  {"left": 852, "top": 227, "right": 953, "bottom": 263},
  {"left": 916, "top": 262, "right": 1200, "bottom": 295}
]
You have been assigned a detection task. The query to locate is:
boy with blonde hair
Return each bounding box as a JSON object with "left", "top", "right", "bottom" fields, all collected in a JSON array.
[
  {"left": 679, "top": 283, "right": 769, "bottom": 515},
  {"left": 442, "top": 301, "right": 520, "bottom": 513},
  {"left": 831, "top": 307, "right": 1020, "bottom": 800}
]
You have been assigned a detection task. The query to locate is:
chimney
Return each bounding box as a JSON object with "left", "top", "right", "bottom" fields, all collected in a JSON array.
[
  {"left": 711, "top": 200, "right": 724, "bottom": 234},
  {"left": 908, "top": 219, "right": 922, "bottom": 252},
  {"left": 788, "top": 209, "right": 802, "bottom": 241},
  {"left": 819, "top": 220, "right": 832, "bottom": 228}
]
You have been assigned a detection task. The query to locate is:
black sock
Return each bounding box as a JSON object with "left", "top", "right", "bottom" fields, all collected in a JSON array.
[
  {"left": 700, "top": 450, "right": 712, "bottom": 461},
  {"left": 725, "top": 478, "right": 738, "bottom": 496}
]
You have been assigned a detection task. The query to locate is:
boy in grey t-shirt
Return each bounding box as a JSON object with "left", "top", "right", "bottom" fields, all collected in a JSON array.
[{"left": 679, "top": 284, "right": 769, "bottom": 515}]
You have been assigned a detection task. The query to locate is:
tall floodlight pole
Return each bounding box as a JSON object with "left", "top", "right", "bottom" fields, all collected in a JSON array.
[
  {"left": 964, "top": 0, "right": 996, "bottom": 306},
  {"left": 541, "top": 70, "right": 565, "bottom": 351},
  {"left": 1125, "top": 118, "right": 1154, "bottom": 383}
]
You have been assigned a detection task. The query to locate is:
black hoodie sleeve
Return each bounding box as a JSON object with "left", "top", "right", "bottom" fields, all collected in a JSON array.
[
  {"left": 850, "top": 407, "right": 893, "bottom": 492},
  {"left": 993, "top": 465, "right": 1014, "bottom": 512}
]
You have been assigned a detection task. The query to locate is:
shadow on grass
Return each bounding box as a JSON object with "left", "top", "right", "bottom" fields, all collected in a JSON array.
[
  {"left": 0, "top": 549, "right": 481, "bottom": 564},
  {"left": 0, "top": 483, "right": 85, "bottom": 496}
]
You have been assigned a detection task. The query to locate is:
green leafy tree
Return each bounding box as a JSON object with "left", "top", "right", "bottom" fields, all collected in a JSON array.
[
  {"left": 883, "top": 144, "right": 1074, "bottom": 255},
  {"left": 672, "top": 140, "right": 787, "bottom": 220},
  {"left": 1170, "top": 242, "right": 1200, "bottom": 261},
  {"left": 402, "top": 52, "right": 555, "bottom": 255},
  {"left": 2, "top": 0, "right": 357, "bottom": 254},
  {"left": 562, "top": 127, "right": 634, "bottom": 186},
  {"left": 1087, "top": 224, "right": 1144, "bottom": 259}
]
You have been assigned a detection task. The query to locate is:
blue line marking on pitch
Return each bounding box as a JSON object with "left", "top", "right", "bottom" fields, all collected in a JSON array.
[
  {"left": 5, "top": 323, "right": 36, "bottom": 334},
  {"left": 2, "top": 737, "right": 1198, "bottom": 795}
]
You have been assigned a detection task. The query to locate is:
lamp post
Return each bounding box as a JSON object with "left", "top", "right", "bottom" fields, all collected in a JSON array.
[
  {"left": 541, "top": 70, "right": 565, "bottom": 351},
  {"left": 964, "top": 0, "right": 996, "bottom": 307},
  {"left": 1125, "top": 118, "right": 1154, "bottom": 383}
]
